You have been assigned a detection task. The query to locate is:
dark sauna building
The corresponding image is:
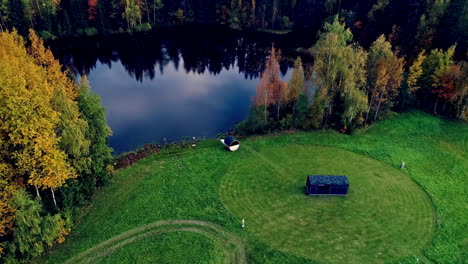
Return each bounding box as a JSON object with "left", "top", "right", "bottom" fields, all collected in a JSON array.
[{"left": 305, "top": 175, "right": 349, "bottom": 195}]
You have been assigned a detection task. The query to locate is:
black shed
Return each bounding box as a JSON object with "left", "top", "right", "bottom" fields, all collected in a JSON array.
[{"left": 305, "top": 175, "right": 349, "bottom": 195}]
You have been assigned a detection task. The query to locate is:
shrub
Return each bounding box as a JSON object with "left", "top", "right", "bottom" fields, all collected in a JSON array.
[
  {"left": 75, "top": 28, "right": 84, "bottom": 36},
  {"left": 5, "top": 190, "right": 71, "bottom": 262},
  {"left": 280, "top": 16, "right": 294, "bottom": 30},
  {"left": 39, "top": 30, "right": 56, "bottom": 41},
  {"left": 84, "top": 27, "right": 98, "bottom": 36},
  {"left": 235, "top": 106, "right": 270, "bottom": 135},
  {"left": 229, "top": 15, "right": 240, "bottom": 30},
  {"left": 136, "top": 23, "right": 152, "bottom": 32},
  {"left": 280, "top": 114, "right": 294, "bottom": 130}
]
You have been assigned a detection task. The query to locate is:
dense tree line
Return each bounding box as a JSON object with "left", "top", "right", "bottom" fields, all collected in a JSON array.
[
  {"left": 52, "top": 26, "right": 295, "bottom": 81},
  {"left": 0, "top": 30, "right": 112, "bottom": 262},
  {"left": 237, "top": 18, "right": 467, "bottom": 135},
  {"left": 0, "top": 0, "right": 466, "bottom": 59}
]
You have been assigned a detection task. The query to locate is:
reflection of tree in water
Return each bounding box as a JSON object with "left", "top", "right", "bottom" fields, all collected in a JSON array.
[{"left": 52, "top": 26, "right": 310, "bottom": 82}]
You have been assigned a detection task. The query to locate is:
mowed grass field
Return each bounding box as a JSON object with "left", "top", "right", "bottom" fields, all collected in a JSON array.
[
  {"left": 220, "top": 145, "right": 434, "bottom": 263},
  {"left": 37, "top": 111, "right": 467, "bottom": 264}
]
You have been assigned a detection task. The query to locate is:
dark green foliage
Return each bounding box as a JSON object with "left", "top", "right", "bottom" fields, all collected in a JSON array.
[
  {"left": 84, "top": 27, "right": 98, "bottom": 36},
  {"left": 294, "top": 93, "right": 310, "bottom": 128},
  {"left": 7, "top": 0, "right": 28, "bottom": 35},
  {"left": 279, "top": 114, "right": 293, "bottom": 130},
  {"left": 58, "top": 10, "right": 72, "bottom": 36},
  {"left": 235, "top": 105, "right": 270, "bottom": 135},
  {"left": 0, "top": 0, "right": 464, "bottom": 60},
  {"left": 77, "top": 77, "right": 113, "bottom": 187},
  {"left": 280, "top": 16, "right": 293, "bottom": 30},
  {"left": 59, "top": 77, "right": 113, "bottom": 209},
  {"left": 5, "top": 190, "right": 63, "bottom": 261},
  {"left": 96, "top": 0, "right": 112, "bottom": 34},
  {"left": 57, "top": 77, "right": 112, "bottom": 209}
]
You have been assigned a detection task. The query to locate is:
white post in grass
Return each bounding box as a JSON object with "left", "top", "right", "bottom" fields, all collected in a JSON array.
[
  {"left": 241, "top": 218, "right": 245, "bottom": 229},
  {"left": 400, "top": 161, "right": 405, "bottom": 169}
]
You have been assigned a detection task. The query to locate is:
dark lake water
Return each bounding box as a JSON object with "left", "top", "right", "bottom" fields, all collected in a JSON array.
[{"left": 52, "top": 26, "right": 314, "bottom": 153}]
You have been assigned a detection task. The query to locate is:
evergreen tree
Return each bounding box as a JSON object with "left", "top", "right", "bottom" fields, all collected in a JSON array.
[{"left": 7, "top": 0, "right": 28, "bottom": 35}]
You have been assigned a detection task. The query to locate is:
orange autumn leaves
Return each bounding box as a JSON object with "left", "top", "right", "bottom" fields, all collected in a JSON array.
[{"left": 254, "top": 47, "right": 288, "bottom": 121}]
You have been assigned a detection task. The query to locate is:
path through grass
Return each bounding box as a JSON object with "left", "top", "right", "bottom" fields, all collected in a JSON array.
[{"left": 65, "top": 220, "right": 246, "bottom": 264}]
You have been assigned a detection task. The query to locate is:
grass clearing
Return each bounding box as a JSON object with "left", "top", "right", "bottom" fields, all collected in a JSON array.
[
  {"left": 65, "top": 220, "right": 246, "bottom": 264},
  {"left": 37, "top": 111, "right": 467, "bottom": 264},
  {"left": 220, "top": 145, "right": 433, "bottom": 264},
  {"left": 95, "top": 232, "right": 223, "bottom": 264}
]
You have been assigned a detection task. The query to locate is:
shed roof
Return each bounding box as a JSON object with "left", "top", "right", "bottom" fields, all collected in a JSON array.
[
  {"left": 224, "top": 136, "right": 239, "bottom": 146},
  {"left": 307, "top": 175, "right": 349, "bottom": 186}
]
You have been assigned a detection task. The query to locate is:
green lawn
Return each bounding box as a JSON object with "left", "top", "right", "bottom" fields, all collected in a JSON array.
[
  {"left": 220, "top": 145, "right": 433, "bottom": 264},
  {"left": 37, "top": 111, "right": 467, "bottom": 264},
  {"left": 95, "top": 232, "right": 224, "bottom": 264}
]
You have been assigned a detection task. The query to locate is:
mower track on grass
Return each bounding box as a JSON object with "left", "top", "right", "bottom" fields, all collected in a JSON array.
[{"left": 64, "top": 220, "right": 246, "bottom": 264}]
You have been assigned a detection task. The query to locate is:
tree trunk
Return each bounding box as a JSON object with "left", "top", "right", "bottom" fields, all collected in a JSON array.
[
  {"left": 264, "top": 87, "right": 268, "bottom": 122},
  {"left": 35, "top": 185, "right": 41, "bottom": 199},
  {"left": 433, "top": 97, "right": 439, "bottom": 114},
  {"left": 251, "top": 0, "right": 256, "bottom": 26},
  {"left": 51, "top": 188, "right": 57, "bottom": 208},
  {"left": 261, "top": 5, "right": 265, "bottom": 29},
  {"left": 26, "top": 13, "right": 34, "bottom": 28},
  {"left": 365, "top": 92, "right": 374, "bottom": 125},
  {"left": 373, "top": 93, "right": 384, "bottom": 122},
  {"left": 35, "top": 0, "right": 42, "bottom": 19},
  {"left": 459, "top": 105, "right": 466, "bottom": 119},
  {"left": 271, "top": 0, "right": 277, "bottom": 29},
  {"left": 144, "top": 0, "right": 150, "bottom": 22},
  {"left": 277, "top": 102, "right": 280, "bottom": 120}
]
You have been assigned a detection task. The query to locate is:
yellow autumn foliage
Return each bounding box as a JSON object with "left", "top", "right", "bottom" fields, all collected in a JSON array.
[{"left": 0, "top": 30, "right": 84, "bottom": 251}]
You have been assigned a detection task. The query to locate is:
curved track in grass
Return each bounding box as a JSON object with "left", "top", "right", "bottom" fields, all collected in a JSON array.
[
  {"left": 64, "top": 220, "right": 246, "bottom": 264},
  {"left": 220, "top": 144, "right": 434, "bottom": 264}
]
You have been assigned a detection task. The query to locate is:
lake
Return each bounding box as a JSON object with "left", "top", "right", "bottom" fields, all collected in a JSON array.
[{"left": 51, "top": 26, "right": 314, "bottom": 153}]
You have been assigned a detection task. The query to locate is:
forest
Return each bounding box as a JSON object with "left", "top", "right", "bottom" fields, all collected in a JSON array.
[
  {"left": 236, "top": 18, "right": 467, "bottom": 135},
  {"left": 0, "top": 0, "right": 467, "bottom": 59},
  {"left": 0, "top": 31, "right": 113, "bottom": 262},
  {"left": 0, "top": 0, "right": 467, "bottom": 263}
]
